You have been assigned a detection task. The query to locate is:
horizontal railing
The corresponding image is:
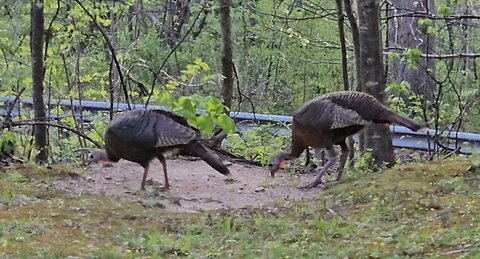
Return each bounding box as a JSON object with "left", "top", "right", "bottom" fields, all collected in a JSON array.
[{"left": 1, "top": 96, "right": 479, "bottom": 153}]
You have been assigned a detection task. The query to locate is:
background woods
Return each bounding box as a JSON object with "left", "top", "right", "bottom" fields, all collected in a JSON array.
[
  {"left": 1, "top": 0, "right": 480, "bottom": 163},
  {"left": 2, "top": 1, "right": 480, "bottom": 257}
]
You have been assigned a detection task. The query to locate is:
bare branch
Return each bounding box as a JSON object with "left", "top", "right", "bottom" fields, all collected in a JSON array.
[
  {"left": 384, "top": 50, "right": 480, "bottom": 59},
  {"left": 72, "top": 0, "right": 131, "bottom": 110},
  {"left": 1, "top": 88, "right": 25, "bottom": 126},
  {"left": 7, "top": 120, "right": 102, "bottom": 149},
  {"left": 383, "top": 12, "right": 480, "bottom": 21},
  {"left": 145, "top": 1, "right": 208, "bottom": 107}
]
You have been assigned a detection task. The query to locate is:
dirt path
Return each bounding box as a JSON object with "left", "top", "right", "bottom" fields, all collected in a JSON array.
[{"left": 55, "top": 158, "right": 323, "bottom": 212}]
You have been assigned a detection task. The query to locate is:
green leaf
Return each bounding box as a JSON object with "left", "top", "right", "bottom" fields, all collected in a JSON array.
[
  {"left": 194, "top": 57, "right": 210, "bottom": 71},
  {"left": 166, "top": 80, "right": 179, "bottom": 90},
  {"left": 195, "top": 114, "right": 215, "bottom": 134},
  {"left": 417, "top": 18, "right": 432, "bottom": 29},
  {"left": 204, "top": 98, "right": 224, "bottom": 114},
  {"left": 157, "top": 91, "right": 174, "bottom": 107},
  {"left": 216, "top": 114, "right": 235, "bottom": 134},
  {"left": 406, "top": 48, "right": 422, "bottom": 60},
  {"left": 438, "top": 4, "right": 451, "bottom": 16},
  {"left": 175, "top": 97, "right": 196, "bottom": 118},
  {"left": 388, "top": 52, "right": 400, "bottom": 62}
]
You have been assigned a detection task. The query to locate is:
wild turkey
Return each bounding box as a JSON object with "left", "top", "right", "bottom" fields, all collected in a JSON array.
[
  {"left": 87, "top": 109, "right": 230, "bottom": 190},
  {"left": 268, "top": 91, "right": 424, "bottom": 189}
]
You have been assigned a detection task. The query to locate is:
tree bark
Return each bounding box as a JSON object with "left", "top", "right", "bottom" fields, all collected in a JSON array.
[
  {"left": 219, "top": 0, "right": 234, "bottom": 109},
  {"left": 336, "top": 0, "right": 349, "bottom": 92},
  {"left": 344, "top": 0, "right": 365, "bottom": 152},
  {"left": 387, "top": 0, "right": 435, "bottom": 100},
  {"left": 163, "top": 0, "right": 192, "bottom": 49},
  {"left": 337, "top": 0, "right": 355, "bottom": 162},
  {"left": 31, "top": 0, "right": 48, "bottom": 163},
  {"left": 109, "top": 4, "right": 121, "bottom": 101},
  {"left": 357, "top": 0, "right": 395, "bottom": 167}
]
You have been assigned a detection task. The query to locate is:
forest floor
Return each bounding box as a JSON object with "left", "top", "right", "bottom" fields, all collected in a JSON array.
[
  {"left": 1, "top": 155, "right": 480, "bottom": 257},
  {"left": 55, "top": 157, "right": 322, "bottom": 212}
]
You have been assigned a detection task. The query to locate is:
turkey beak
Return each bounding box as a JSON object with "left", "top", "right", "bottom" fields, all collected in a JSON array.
[{"left": 270, "top": 170, "right": 276, "bottom": 178}]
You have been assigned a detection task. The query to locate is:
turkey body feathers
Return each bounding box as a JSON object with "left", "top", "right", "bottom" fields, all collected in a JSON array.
[
  {"left": 268, "top": 91, "right": 424, "bottom": 189},
  {"left": 105, "top": 110, "right": 198, "bottom": 163},
  {"left": 187, "top": 141, "right": 230, "bottom": 175},
  {"left": 294, "top": 91, "right": 422, "bottom": 133},
  {"left": 102, "top": 109, "right": 230, "bottom": 190},
  {"left": 292, "top": 91, "right": 423, "bottom": 154}
]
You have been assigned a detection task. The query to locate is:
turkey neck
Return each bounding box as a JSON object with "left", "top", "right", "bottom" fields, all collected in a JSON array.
[
  {"left": 282, "top": 142, "right": 306, "bottom": 160},
  {"left": 104, "top": 148, "right": 120, "bottom": 163}
]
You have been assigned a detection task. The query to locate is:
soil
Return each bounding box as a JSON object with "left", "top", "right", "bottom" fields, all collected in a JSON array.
[{"left": 55, "top": 157, "right": 324, "bottom": 213}]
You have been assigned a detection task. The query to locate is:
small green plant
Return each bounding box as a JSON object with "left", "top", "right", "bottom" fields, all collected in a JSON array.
[
  {"left": 222, "top": 216, "right": 236, "bottom": 233},
  {"left": 5, "top": 171, "right": 25, "bottom": 183},
  {"left": 353, "top": 149, "right": 375, "bottom": 173},
  {"left": 147, "top": 58, "right": 235, "bottom": 136},
  {"left": 122, "top": 231, "right": 179, "bottom": 256},
  {"left": 468, "top": 154, "right": 480, "bottom": 172},
  {"left": 223, "top": 124, "right": 288, "bottom": 165},
  {"left": 0, "top": 128, "right": 18, "bottom": 155},
  {"left": 402, "top": 48, "right": 423, "bottom": 69},
  {"left": 386, "top": 81, "right": 423, "bottom": 122}
]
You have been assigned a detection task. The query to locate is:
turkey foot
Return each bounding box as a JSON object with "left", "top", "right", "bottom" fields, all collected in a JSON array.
[
  {"left": 299, "top": 177, "right": 324, "bottom": 189},
  {"left": 299, "top": 159, "right": 335, "bottom": 189}
]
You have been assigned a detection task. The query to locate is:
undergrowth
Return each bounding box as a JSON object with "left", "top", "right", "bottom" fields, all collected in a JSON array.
[{"left": 1, "top": 156, "right": 480, "bottom": 257}]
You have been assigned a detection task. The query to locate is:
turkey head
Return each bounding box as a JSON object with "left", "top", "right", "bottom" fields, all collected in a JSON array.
[
  {"left": 268, "top": 152, "right": 293, "bottom": 177},
  {"left": 86, "top": 149, "right": 111, "bottom": 167}
]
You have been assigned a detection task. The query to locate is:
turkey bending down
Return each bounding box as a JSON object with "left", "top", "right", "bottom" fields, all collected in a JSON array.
[
  {"left": 86, "top": 109, "right": 230, "bottom": 190},
  {"left": 268, "top": 91, "right": 424, "bottom": 189}
]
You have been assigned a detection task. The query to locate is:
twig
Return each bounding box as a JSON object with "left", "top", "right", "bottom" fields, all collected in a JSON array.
[
  {"left": 213, "top": 146, "right": 262, "bottom": 167},
  {"left": 435, "top": 139, "right": 467, "bottom": 155},
  {"left": 145, "top": 1, "right": 208, "bottom": 107},
  {"left": 384, "top": 12, "right": 480, "bottom": 21},
  {"left": 2, "top": 88, "right": 25, "bottom": 127},
  {"left": 73, "top": 0, "right": 131, "bottom": 110},
  {"left": 384, "top": 50, "right": 480, "bottom": 59},
  {"left": 232, "top": 61, "right": 256, "bottom": 120},
  {"left": 8, "top": 121, "right": 102, "bottom": 149},
  {"left": 441, "top": 246, "right": 474, "bottom": 255},
  {"left": 43, "top": 0, "right": 61, "bottom": 69}
]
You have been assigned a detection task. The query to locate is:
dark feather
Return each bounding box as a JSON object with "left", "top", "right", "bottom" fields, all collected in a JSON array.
[
  {"left": 291, "top": 91, "right": 423, "bottom": 172},
  {"left": 269, "top": 91, "right": 424, "bottom": 186},
  {"left": 295, "top": 91, "right": 422, "bottom": 132},
  {"left": 102, "top": 109, "right": 230, "bottom": 189}
]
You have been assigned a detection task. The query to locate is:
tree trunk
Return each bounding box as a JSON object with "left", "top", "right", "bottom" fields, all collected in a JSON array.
[
  {"left": 387, "top": 0, "right": 435, "bottom": 100},
  {"left": 219, "top": 0, "right": 234, "bottom": 109},
  {"left": 109, "top": 4, "right": 122, "bottom": 101},
  {"left": 357, "top": 0, "right": 395, "bottom": 167},
  {"left": 163, "top": 0, "right": 191, "bottom": 49},
  {"left": 344, "top": 0, "right": 365, "bottom": 152},
  {"left": 336, "top": 0, "right": 355, "bottom": 162},
  {"left": 31, "top": 0, "right": 48, "bottom": 163}
]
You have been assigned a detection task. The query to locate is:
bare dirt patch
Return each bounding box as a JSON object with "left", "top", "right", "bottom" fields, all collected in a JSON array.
[{"left": 55, "top": 158, "right": 323, "bottom": 212}]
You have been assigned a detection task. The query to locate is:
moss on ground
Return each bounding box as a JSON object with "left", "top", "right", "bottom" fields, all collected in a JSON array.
[{"left": 1, "top": 156, "right": 480, "bottom": 258}]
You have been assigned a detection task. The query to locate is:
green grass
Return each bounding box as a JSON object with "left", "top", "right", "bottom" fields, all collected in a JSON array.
[{"left": 2, "top": 157, "right": 480, "bottom": 258}]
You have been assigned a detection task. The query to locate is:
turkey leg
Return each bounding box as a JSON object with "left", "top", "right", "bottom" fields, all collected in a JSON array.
[
  {"left": 336, "top": 141, "right": 350, "bottom": 181},
  {"left": 305, "top": 148, "right": 311, "bottom": 167},
  {"left": 141, "top": 164, "right": 149, "bottom": 190},
  {"left": 300, "top": 147, "right": 336, "bottom": 189},
  {"left": 157, "top": 155, "right": 170, "bottom": 189}
]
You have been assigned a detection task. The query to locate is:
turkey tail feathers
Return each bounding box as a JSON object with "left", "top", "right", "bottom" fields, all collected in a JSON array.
[
  {"left": 187, "top": 141, "right": 230, "bottom": 176},
  {"left": 387, "top": 111, "right": 423, "bottom": 132}
]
